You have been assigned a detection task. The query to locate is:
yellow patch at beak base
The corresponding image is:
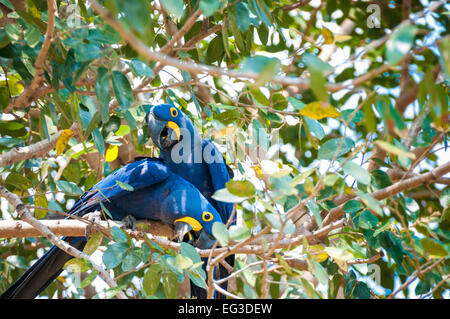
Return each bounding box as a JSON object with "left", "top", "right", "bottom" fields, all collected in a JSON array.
[
  {"left": 166, "top": 121, "right": 181, "bottom": 141},
  {"left": 174, "top": 217, "right": 202, "bottom": 231}
]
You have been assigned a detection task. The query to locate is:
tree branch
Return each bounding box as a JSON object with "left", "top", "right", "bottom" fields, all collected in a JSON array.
[
  {"left": 3, "top": 0, "right": 56, "bottom": 112},
  {"left": 0, "top": 219, "right": 173, "bottom": 239},
  {"left": 0, "top": 123, "right": 79, "bottom": 167},
  {"left": 0, "top": 185, "right": 127, "bottom": 299},
  {"left": 322, "top": 161, "right": 450, "bottom": 228}
]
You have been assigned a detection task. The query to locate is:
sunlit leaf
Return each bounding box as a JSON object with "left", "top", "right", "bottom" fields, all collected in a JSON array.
[
  {"left": 105, "top": 144, "right": 119, "bottom": 162},
  {"left": 300, "top": 102, "right": 341, "bottom": 120},
  {"left": 56, "top": 129, "right": 73, "bottom": 155}
]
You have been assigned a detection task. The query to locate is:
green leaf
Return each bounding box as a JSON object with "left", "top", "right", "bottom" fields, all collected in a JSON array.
[
  {"left": 263, "top": 212, "right": 282, "bottom": 230},
  {"left": 34, "top": 195, "right": 48, "bottom": 219},
  {"left": 235, "top": 2, "right": 250, "bottom": 32},
  {"left": 122, "top": 250, "right": 141, "bottom": 272},
  {"left": 378, "top": 232, "right": 403, "bottom": 264},
  {"left": 99, "top": 201, "right": 113, "bottom": 219},
  {"left": 240, "top": 55, "right": 281, "bottom": 85},
  {"left": 161, "top": 0, "right": 184, "bottom": 18},
  {"left": 162, "top": 271, "right": 178, "bottom": 299},
  {"left": 357, "top": 191, "right": 383, "bottom": 215},
  {"left": 341, "top": 109, "right": 364, "bottom": 123},
  {"left": 226, "top": 180, "right": 255, "bottom": 197},
  {"left": 311, "top": 259, "right": 329, "bottom": 285},
  {"left": 299, "top": 277, "right": 319, "bottom": 299},
  {"left": 318, "top": 138, "right": 355, "bottom": 160},
  {"left": 102, "top": 242, "right": 129, "bottom": 269},
  {"left": 212, "top": 187, "right": 247, "bottom": 203},
  {"left": 173, "top": 254, "right": 193, "bottom": 270},
  {"left": 0, "top": 29, "right": 10, "bottom": 48},
  {"left": 116, "top": 0, "right": 151, "bottom": 34},
  {"left": 212, "top": 222, "right": 229, "bottom": 246},
  {"left": 343, "top": 161, "right": 371, "bottom": 185},
  {"left": 304, "top": 117, "right": 325, "bottom": 140},
  {"left": 143, "top": 263, "right": 163, "bottom": 296},
  {"left": 307, "top": 201, "right": 322, "bottom": 228},
  {"left": 303, "top": 53, "right": 333, "bottom": 101},
  {"left": 352, "top": 281, "right": 371, "bottom": 299},
  {"left": 180, "top": 242, "right": 202, "bottom": 264},
  {"left": 111, "top": 71, "right": 133, "bottom": 110},
  {"left": 80, "top": 271, "right": 99, "bottom": 289},
  {"left": 115, "top": 125, "right": 131, "bottom": 136},
  {"left": 187, "top": 268, "right": 207, "bottom": 289},
  {"left": 288, "top": 96, "right": 305, "bottom": 111},
  {"left": 24, "top": 24, "right": 41, "bottom": 47},
  {"left": 228, "top": 6, "right": 245, "bottom": 53},
  {"left": 206, "top": 35, "right": 224, "bottom": 64},
  {"left": 374, "top": 140, "right": 416, "bottom": 159},
  {"left": 358, "top": 210, "right": 379, "bottom": 230},
  {"left": 200, "top": 0, "right": 220, "bottom": 18},
  {"left": 92, "top": 128, "right": 105, "bottom": 155},
  {"left": 95, "top": 67, "right": 110, "bottom": 124},
  {"left": 116, "top": 180, "right": 134, "bottom": 191},
  {"left": 386, "top": 25, "right": 418, "bottom": 65},
  {"left": 56, "top": 180, "right": 83, "bottom": 195},
  {"left": 64, "top": 258, "right": 92, "bottom": 272},
  {"left": 229, "top": 225, "right": 251, "bottom": 242},
  {"left": 6, "top": 255, "right": 28, "bottom": 269},
  {"left": 130, "top": 58, "right": 154, "bottom": 78},
  {"left": 83, "top": 232, "right": 103, "bottom": 255},
  {"left": 420, "top": 238, "right": 448, "bottom": 259},
  {"left": 371, "top": 169, "right": 392, "bottom": 189},
  {"left": 5, "top": 173, "right": 33, "bottom": 190},
  {"left": 111, "top": 226, "right": 128, "bottom": 243},
  {"left": 73, "top": 43, "right": 101, "bottom": 62},
  {"left": 343, "top": 200, "right": 364, "bottom": 214},
  {"left": 373, "top": 218, "right": 392, "bottom": 237},
  {"left": 0, "top": 86, "right": 10, "bottom": 111}
]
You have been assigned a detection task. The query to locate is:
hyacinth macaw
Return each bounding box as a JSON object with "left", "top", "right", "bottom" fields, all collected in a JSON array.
[
  {"left": 1, "top": 158, "right": 222, "bottom": 299},
  {"left": 146, "top": 104, "right": 235, "bottom": 299}
]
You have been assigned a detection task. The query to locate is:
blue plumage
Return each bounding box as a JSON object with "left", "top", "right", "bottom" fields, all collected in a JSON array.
[
  {"left": 146, "top": 104, "right": 235, "bottom": 299},
  {"left": 1, "top": 158, "right": 222, "bottom": 299},
  {"left": 146, "top": 104, "right": 234, "bottom": 225}
]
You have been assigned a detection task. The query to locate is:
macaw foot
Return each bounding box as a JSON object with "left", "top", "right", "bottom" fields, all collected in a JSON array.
[
  {"left": 84, "top": 210, "right": 102, "bottom": 238},
  {"left": 121, "top": 215, "right": 137, "bottom": 230}
]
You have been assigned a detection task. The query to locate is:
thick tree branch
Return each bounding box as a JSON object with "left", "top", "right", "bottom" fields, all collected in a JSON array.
[
  {"left": 0, "top": 185, "right": 127, "bottom": 299},
  {"left": 0, "top": 123, "right": 79, "bottom": 167},
  {"left": 0, "top": 219, "right": 173, "bottom": 239},
  {"left": 322, "top": 161, "right": 450, "bottom": 228},
  {"left": 3, "top": 0, "right": 56, "bottom": 113}
]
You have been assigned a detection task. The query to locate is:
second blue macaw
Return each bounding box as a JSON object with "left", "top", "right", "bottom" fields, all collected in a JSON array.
[
  {"left": 146, "top": 104, "right": 235, "bottom": 299},
  {"left": 1, "top": 158, "right": 222, "bottom": 299}
]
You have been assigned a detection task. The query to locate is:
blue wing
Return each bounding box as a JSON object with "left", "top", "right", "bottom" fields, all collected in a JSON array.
[
  {"left": 67, "top": 158, "right": 170, "bottom": 216},
  {"left": 202, "top": 139, "right": 234, "bottom": 224}
]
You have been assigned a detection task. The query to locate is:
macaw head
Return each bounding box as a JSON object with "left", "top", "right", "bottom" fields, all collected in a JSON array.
[
  {"left": 146, "top": 104, "right": 199, "bottom": 152},
  {"left": 167, "top": 188, "right": 223, "bottom": 249}
]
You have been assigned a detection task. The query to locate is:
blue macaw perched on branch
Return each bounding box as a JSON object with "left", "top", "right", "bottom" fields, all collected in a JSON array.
[
  {"left": 1, "top": 158, "right": 222, "bottom": 299},
  {"left": 146, "top": 104, "right": 235, "bottom": 299}
]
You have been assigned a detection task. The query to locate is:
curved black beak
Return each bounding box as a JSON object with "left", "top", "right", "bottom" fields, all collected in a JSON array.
[
  {"left": 160, "top": 125, "right": 180, "bottom": 149},
  {"left": 194, "top": 230, "right": 216, "bottom": 249},
  {"left": 174, "top": 221, "right": 194, "bottom": 245},
  {"left": 147, "top": 111, "right": 180, "bottom": 149}
]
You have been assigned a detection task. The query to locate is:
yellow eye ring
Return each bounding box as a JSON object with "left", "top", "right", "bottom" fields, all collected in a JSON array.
[
  {"left": 170, "top": 107, "right": 178, "bottom": 117},
  {"left": 202, "top": 211, "right": 213, "bottom": 222}
]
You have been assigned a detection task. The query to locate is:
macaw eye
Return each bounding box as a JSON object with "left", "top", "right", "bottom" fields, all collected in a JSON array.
[
  {"left": 202, "top": 211, "right": 213, "bottom": 222},
  {"left": 170, "top": 107, "right": 178, "bottom": 117}
]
